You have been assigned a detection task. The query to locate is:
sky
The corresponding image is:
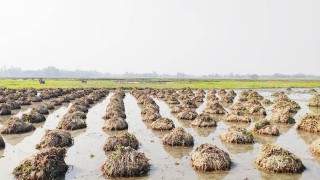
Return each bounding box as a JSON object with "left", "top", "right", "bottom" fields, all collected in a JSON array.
[{"left": 0, "top": 0, "right": 319, "bottom": 75}]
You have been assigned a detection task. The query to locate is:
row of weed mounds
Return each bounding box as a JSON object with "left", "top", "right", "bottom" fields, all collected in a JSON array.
[
  {"left": 102, "top": 89, "right": 128, "bottom": 131},
  {"left": 12, "top": 89, "right": 109, "bottom": 179},
  {"left": 1, "top": 88, "right": 99, "bottom": 135},
  {"left": 1, "top": 79, "right": 320, "bottom": 89},
  {"left": 58, "top": 88, "right": 109, "bottom": 131},
  {"left": 101, "top": 89, "right": 150, "bottom": 178}
]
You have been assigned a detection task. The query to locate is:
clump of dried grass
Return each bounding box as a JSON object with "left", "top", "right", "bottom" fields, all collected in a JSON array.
[
  {"left": 255, "top": 144, "right": 305, "bottom": 173},
  {"left": 191, "top": 143, "right": 232, "bottom": 172}
]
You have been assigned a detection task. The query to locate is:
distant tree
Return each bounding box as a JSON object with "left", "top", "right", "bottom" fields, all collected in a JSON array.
[
  {"left": 250, "top": 74, "right": 259, "bottom": 79},
  {"left": 176, "top": 72, "right": 187, "bottom": 79}
]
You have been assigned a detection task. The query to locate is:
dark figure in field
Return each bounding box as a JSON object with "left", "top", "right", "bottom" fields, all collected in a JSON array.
[{"left": 38, "top": 78, "right": 46, "bottom": 84}]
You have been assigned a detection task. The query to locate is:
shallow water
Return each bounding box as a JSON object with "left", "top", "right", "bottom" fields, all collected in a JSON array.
[{"left": 0, "top": 88, "right": 319, "bottom": 180}]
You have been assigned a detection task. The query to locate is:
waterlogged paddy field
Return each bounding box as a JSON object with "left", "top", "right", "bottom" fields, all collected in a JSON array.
[
  {"left": 1, "top": 79, "right": 320, "bottom": 89},
  {"left": 0, "top": 88, "right": 320, "bottom": 180}
]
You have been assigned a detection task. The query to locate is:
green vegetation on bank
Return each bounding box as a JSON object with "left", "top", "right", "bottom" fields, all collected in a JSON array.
[{"left": 0, "top": 79, "right": 319, "bottom": 89}]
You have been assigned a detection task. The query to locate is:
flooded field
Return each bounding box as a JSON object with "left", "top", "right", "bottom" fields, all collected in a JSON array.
[{"left": 0, "top": 88, "right": 320, "bottom": 180}]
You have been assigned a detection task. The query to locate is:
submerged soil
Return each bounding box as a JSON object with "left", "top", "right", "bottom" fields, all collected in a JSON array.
[{"left": 0, "top": 88, "right": 319, "bottom": 179}]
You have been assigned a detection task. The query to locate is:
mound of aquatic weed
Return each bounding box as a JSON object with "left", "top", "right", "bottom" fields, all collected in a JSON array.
[
  {"left": 226, "top": 90, "right": 237, "bottom": 97},
  {"left": 220, "top": 95, "right": 234, "bottom": 103},
  {"left": 244, "top": 99, "right": 262, "bottom": 108},
  {"left": 28, "top": 95, "right": 42, "bottom": 102},
  {"left": 177, "top": 108, "right": 198, "bottom": 120},
  {"left": 142, "top": 112, "right": 161, "bottom": 122},
  {"left": 203, "top": 101, "right": 227, "bottom": 115},
  {"left": 140, "top": 104, "right": 159, "bottom": 115},
  {"left": 162, "top": 127, "right": 194, "bottom": 146},
  {"left": 191, "top": 114, "right": 217, "bottom": 127},
  {"left": 207, "top": 89, "right": 217, "bottom": 96},
  {"left": 22, "top": 112, "right": 46, "bottom": 123},
  {"left": 247, "top": 91, "right": 263, "bottom": 101},
  {"left": 0, "top": 103, "right": 11, "bottom": 115},
  {"left": 309, "top": 89, "right": 317, "bottom": 93},
  {"left": 194, "top": 95, "right": 204, "bottom": 103},
  {"left": 220, "top": 126, "right": 254, "bottom": 144},
  {"left": 218, "top": 89, "right": 227, "bottom": 97},
  {"left": 310, "top": 139, "right": 320, "bottom": 156},
  {"left": 270, "top": 108, "right": 295, "bottom": 124},
  {"left": 104, "top": 132, "right": 139, "bottom": 152},
  {"left": 57, "top": 111, "right": 87, "bottom": 130},
  {"left": 102, "top": 117, "right": 128, "bottom": 131},
  {"left": 150, "top": 117, "right": 175, "bottom": 130},
  {"left": 223, "top": 114, "right": 251, "bottom": 123},
  {"left": 191, "top": 143, "right": 232, "bottom": 172},
  {"left": 255, "top": 144, "right": 305, "bottom": 173},
  {"left": 104, "top": 108, "right": 126, "bottom": 119},
  {"left": 248, "top": 104, "right": 266, "bottom": 116},
  {"left": 238, "top": 90, "right": 252, "bottom": 101},
  {"left": 207, "top": 94, "right": 219, "bottom": 102},
  {"left": 229, "top": 102, "right": 246, "bottom": 111},
  {"left": 101, "top": 146, "right": 150, "bottom": 178},
  {"left": 43, "top": 102, "right": 55, "bottom": 110},
  {"left": 181, "top": 99, "right": 198, "bottom": 108},
  {"left": 1, "top": 117, "right": 35, "bottom": 134},
  {"left": 6, "top": 101, "right": 21, "bottom": 110},
  {"left": 295, "top": 114, "right": 320, "bottom": 134},
  {"left": 13, "top": 147, "right": 68, "bottom": 179},
  {"left": 137, "top": 96, "right": 155, "bottom": 106},
  {"left": 0, "top": 135, "right": 5, "bottom": 149},
  {"left": 50, "top": 99, "right": 62, "bottom": 106},
  {"left": 272, "top": 99, "right": 300, "bottom": 114},
  {"left": 253, "top": 119, "right": 279, "bottom": 136},
  {"left": 170, "top": 105, "right": 183, "bottom": 113},
  {"left": 69, "top": 105, "right": 88, "bottom": 113},
  {"left": 262, "top": 99, "right": 273, "bottom": 105},
  {"left": 36, "top": 129, "right": 73, "bottom": 149},
  {"left": 31, "top": 105, "right": 49, "bottom": 115},
  {"left": 308, "top": 94, "right": 320, "bottom": 107},
  {"left": 165, "top": 96, "right": 180, "bottom": 104},
  {"left": 195, "top": 89, "right": 206, "bottom": 97},
  {"left": 271, "top": 91, "right": 289, "bottom": 102}
]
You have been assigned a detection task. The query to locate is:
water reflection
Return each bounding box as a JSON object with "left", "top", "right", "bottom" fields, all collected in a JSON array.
[
  {"left": 192, "top": 127, "right": 216, "bottom": 137},
  {"left": 162, "top": 145, "right": 193, "bottom": 159},
  {"left": 222, "top": 142, "right": 254, "bottom": 154}
]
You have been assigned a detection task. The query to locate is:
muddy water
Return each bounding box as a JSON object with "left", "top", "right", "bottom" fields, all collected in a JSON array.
[{"left": 0, "top": 89, "right": 319, "bottom": 180}]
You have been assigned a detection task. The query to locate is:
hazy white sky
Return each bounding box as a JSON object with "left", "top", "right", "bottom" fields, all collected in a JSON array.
[{"left": 0, "top": 0, "right": 319, "bottom": 75}]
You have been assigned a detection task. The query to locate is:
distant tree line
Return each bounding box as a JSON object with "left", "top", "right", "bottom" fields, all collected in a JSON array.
[{"left": 0, "top": 66, "right": 319, "bottom": 79}]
